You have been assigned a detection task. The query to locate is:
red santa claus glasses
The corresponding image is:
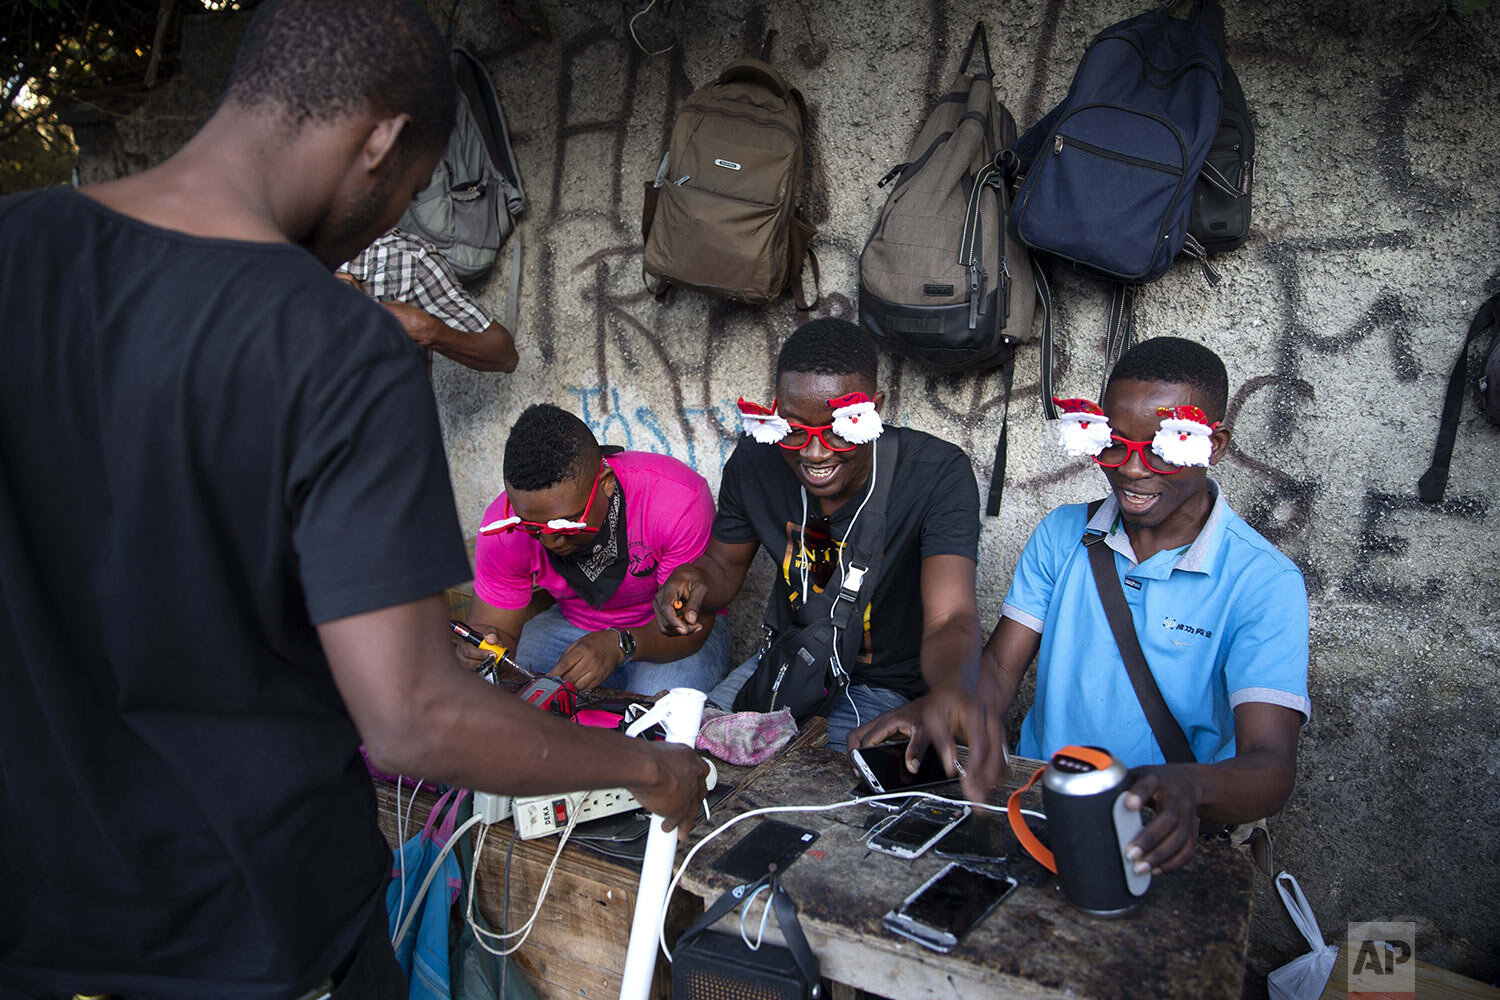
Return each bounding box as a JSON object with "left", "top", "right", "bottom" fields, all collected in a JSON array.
[
  {"left": 736, "top": 392, "right": 884, "bottom": 452},
  {"left": 1092, "top": 436, "right": 1186, "bottom": 475},
  {"left": 1052, "top": 397, "right": 1219, "bottom": 474}
]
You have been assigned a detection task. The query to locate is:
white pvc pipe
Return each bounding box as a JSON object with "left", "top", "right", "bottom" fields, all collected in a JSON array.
[{"left": 619, "top": 687, "right": 707, "bottom": 1000}]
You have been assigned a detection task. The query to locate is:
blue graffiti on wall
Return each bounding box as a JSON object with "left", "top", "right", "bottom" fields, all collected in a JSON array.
[{"left": 567, "top": 386, "right": 743, "bottom": 473}]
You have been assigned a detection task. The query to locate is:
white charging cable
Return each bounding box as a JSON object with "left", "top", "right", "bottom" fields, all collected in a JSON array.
[
  {"left": 656, "top": 789, "right": 1042, "bottom": 963},
  {"left": 464, "top": 795, "right": 584, "bottom": 957},
  {"left": 738, "top": 880, "right": 775, "bottom": 951},
  {"left": 390, "top": 777, "right": 425, "bottom": 944}
]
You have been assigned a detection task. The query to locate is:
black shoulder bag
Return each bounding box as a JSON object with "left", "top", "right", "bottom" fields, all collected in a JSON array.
[
  {"left": 1082, "top": 499, "right": 1273, "bottom": 872},
  {"left": 733, "top": 434, "right": 899, "bottom": 723},
  {"left": 672, "top": 871, "right": 821, "bottom": 1000}
]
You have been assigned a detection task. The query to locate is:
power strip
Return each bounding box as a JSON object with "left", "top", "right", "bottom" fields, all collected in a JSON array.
[
  {"left": 473, "top": 790, "right": 512, "bottom": 824},
  {"left": 513, "top": 787, "right": 639, "bottom": 840},
  {"left": 512, "top": 758, "right": 718, "bottom": 840}
]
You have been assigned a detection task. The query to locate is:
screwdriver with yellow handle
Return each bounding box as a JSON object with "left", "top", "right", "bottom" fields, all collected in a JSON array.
[
  {"left": 447, "top": 619, "right": 578, "bottom": 718},
  {"left": 448, "top": 618, "right": 508, "bottom": 660}
]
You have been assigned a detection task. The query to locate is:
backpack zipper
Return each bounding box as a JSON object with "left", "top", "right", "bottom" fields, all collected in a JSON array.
[
  {"left": 670, "top": 182, "right": 778, "bottom": 209},
  {"left": 1053, "top": 135, "right": 1180, "bottom": 175},
  {"left": 681, "top": 103, "right": 801, "bottom": 144},
  {"left": 769, "top": 661, "right": 790, "bottom": 709}
]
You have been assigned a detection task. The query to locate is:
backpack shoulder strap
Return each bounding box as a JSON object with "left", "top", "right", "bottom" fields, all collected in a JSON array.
[
  {"left": 1419, "top": 291, "right": 1500, "bottom": 503},
  {"left": 1081, "top": 503, "right": 1196, "bottom": 764},
  {"left": 985, "top": 354, "right": 1015, "bottom": 518}
]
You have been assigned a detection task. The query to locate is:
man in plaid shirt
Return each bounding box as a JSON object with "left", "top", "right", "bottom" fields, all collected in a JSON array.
[{"left": 339, "top": 228, "right": 519, "bottom": 371}]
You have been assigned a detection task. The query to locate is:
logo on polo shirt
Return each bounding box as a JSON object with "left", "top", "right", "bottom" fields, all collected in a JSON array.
[{"left": 1161, "top": 616, "right": 1213, "bottom": 638}]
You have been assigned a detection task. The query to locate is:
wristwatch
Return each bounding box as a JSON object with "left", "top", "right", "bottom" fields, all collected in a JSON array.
[{"left": 610, "top": 626, "right": 637, "bottom": 664}]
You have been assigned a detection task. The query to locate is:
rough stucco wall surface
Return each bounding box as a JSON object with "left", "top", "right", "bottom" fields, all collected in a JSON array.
[
  {"left": 433, "top": 1, "right": 1500, "bottom": 981},
  {"left": 79, "top": 0, "right": 1499, "bottom": 991}
]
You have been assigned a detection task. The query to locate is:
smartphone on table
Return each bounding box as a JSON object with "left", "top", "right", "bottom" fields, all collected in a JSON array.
[
  {"left": 850, "top": 740, "right": 955, "bottom": 795},
  {"left": 933, "top": 809, "right": 1009, "bottom": 868},
  {"left": 882, "top": 862, "right": 1018, "bottom": 953},
  {"left": 866, "top": 799, "right": 969, "bottom": 859}
]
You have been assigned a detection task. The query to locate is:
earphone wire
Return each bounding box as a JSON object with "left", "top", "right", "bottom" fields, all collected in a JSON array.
[{"left": 797, "top": 486, "right": 810, "bottom": 601}]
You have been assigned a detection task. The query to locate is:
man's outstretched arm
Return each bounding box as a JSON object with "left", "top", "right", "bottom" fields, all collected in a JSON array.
[
  {"left": 851, "top": 610, "right": 1043, "bottom": 803},
  {"left": 318, "top": 593, "right": 708, "bottom": 834},
  {"left": 653, "top": 537, "right": 759, "bottom": 636},
  {"left": 1123, "top": 702, "right": 1301, "bottom": 874}
]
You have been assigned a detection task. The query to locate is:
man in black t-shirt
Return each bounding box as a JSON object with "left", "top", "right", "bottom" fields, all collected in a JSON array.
[
  {"left": 0, "top": 4, "right": 706, "bottom": 999},
  {"left": 654, "top": 320, "right": 1003, "bottom": 790}
]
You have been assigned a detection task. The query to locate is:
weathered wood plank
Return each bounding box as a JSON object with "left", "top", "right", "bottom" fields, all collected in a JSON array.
[
  {"left": 679, "top": 745, "right": 1254, "bottom": 1000},
  {"left": 1322, "top": 954, "right": 1500, "bottom": 1000}
]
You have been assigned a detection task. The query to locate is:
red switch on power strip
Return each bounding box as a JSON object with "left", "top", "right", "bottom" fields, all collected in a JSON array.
[{"left": 552, "top": 799, "right": 568, "bottom": 825}]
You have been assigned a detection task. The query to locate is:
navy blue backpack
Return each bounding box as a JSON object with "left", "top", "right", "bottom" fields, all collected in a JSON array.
[{"left": 1010, "top": 0, "right": 1229, "bottom": 412}]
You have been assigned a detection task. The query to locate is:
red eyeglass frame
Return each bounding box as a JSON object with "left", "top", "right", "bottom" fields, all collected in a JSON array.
[
  {"left": 499, "top": 461, "right": 606, "bottom": 535},
  {"left": 776, "top": 422, "right": 859, "bottom": 453},
  {"left": 1091, "top": 435, "right": 1185, "bottom": 475}
]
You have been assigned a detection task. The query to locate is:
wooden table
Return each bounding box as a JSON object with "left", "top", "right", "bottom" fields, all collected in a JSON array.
[
  {"left": 678, "top": 741, "right": 1256, "bottom": 1000},
  {"left": 372, "top": 716, "right": 831, "bottom": 1000}
]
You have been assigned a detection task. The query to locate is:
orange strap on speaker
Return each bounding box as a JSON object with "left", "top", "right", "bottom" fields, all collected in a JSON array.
[
  {"left": 1006, "top": 746, "right": 1114, "bottom": 874},
  {"left": 1007, "top": 765, "right": 1056, "bottom": 873}
]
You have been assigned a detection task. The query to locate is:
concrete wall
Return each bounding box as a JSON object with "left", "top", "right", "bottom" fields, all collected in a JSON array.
[{"left": 84, "top": 0, "right": 1500, "bottom": 989}]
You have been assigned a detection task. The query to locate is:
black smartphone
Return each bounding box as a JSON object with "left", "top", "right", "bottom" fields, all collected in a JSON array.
[
  {"left": 713, "top": 819, "right": 820, "bottom": 881},
  {"left": 882, "top": 862, "right": 1018, "bottom": 953},
  {"left": 933, "top": 809, "right": 1009, "bottom": 866},
  {"left": 849, "top": 740, "right": 954, "bottom": 794}
]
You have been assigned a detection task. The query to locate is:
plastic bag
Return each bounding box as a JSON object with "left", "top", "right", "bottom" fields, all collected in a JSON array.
[
  {"left": 1267, "top": 872, "right": 1340, "bottom": 1000},
  {"left": 388, "top": 789, "right": 469, "bottom": 1000}
]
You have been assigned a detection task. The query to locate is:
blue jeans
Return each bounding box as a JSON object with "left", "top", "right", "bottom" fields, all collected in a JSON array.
[
  {"left": 707, "top": 653, "right": 912, "bottom": 753},
  {"left": 514, "top": 606, "right": 731, "bottom": 696}
]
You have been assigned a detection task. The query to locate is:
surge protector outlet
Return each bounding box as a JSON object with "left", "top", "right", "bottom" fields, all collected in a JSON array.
[
  {"left": 513, "top": 787, "right": 637, "bottom": 840},
  {"left": 512, "top": 758, "right": 718, "bottom": 840},
  {"left": 473, "top": 790, "right": 512, "bottom": 824}
]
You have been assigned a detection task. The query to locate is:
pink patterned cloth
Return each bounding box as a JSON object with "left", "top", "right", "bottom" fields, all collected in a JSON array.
[{"left": 695, "top": 707, "right": 799, "bottom": 766}]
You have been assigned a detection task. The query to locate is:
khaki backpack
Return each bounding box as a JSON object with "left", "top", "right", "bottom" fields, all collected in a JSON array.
[
  {"left": 859, "top": 23, "right": 1034, "bottom": 371},
  {"left": 641, "top": 37, "right": 817, "bottom": 309},
  {"left": 857, "top": 23, "right": 1038, "bottom": 516}
]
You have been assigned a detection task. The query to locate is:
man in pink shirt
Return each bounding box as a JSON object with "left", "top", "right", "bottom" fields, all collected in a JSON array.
[{"left": 462, "top": 403, "right": 730, "bottom": 693}]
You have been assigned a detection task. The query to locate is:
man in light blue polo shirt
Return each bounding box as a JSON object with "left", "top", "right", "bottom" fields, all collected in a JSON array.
[{"left": 852, "top": 337, "right": 1310, "bottom": 877}]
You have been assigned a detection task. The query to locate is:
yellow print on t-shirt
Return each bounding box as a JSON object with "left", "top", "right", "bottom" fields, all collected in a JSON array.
[{"left": 780, "top": 519, "right": 872, "bottom": 663}]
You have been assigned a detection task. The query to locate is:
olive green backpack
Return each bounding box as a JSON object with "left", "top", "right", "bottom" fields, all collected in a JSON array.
[{"left": 640, "top": 35, "right": 818, "bottom": 310}]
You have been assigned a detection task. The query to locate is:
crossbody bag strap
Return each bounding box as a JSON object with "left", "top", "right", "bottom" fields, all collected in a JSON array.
[{"left": 1081, "top": 500, "right": 1195, "bottom": 765}]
